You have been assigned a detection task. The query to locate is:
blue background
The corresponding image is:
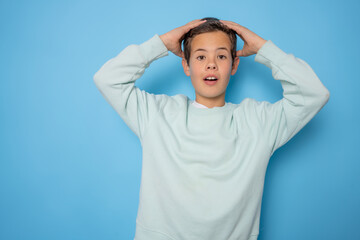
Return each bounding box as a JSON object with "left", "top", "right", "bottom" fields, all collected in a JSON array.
[{"left": 1, "top": 0, "right": 359, "bottom": 239}]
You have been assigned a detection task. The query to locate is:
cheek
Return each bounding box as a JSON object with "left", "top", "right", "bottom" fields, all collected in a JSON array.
[
  {"left": 189, "top": 63, "right": 201, "bottom": 76},
  {"left": 222, "top": 62, "right": 233, "bottom": 74}
]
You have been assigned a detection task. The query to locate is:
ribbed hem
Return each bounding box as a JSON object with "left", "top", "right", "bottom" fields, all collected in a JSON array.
[
  {"left": 139, "top": 34, "right": 169, "bottom": 64},
  {"left": 254, "top": 39, "right": 288, "bottom": 68},
  {"left": 134, "top": 222, "right": 177, "bottom": 240}
]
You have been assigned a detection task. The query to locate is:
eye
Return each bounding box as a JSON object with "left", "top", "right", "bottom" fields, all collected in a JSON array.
[
  {"left": 218, "top": 55, "right": 227, "bottom": 60},
  {"left": 196, "top": 55, "right": 205, "bottom": 60}
]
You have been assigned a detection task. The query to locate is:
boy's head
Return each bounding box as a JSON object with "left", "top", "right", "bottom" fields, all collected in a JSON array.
[
  {"left": 180, "top": 17, "right": 237, "bottom": 66},
  {"left": 180, "top": 17, "right": 240, "bottom": 108}
]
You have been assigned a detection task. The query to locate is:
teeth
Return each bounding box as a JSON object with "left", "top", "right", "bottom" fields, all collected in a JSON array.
[{"left": 205, "top": 77, "right": 217, "bottom": 80}]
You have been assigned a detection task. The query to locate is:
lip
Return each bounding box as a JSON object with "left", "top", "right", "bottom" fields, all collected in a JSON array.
[
  {"left": 203, "top": 74, "right": 219, "bottom": 86},
  {"left": 204, "top": 80, "right": 218, "bottom": 86},
  {"left": 203, "top": 74, "right": 219, "bottom": 80}
]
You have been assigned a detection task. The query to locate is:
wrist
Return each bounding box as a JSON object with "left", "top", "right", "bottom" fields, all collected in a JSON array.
[
  {"left": 159, "top": 34, "right": 170, "bottom": 50},
  {"left": 255, "top": 39, "right": 267, "bottom": 53}
]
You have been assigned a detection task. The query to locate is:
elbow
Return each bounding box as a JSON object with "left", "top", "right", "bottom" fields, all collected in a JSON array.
[
  {"left": 93, "top": 71, "right": 99, "bottom": 84},
  {"left": 93, "top": 71, "right": 109, "bottom": 93},
  {"left": 324, "top": 88, "right": 330, "bottom": 102},
  {"left": 315, "top": 87, "right": 330, "bottom": 108},
  {"left": 93, "top": 71, "right": 102, "bottom": 88},
  {"left": 321, "top": 87, "right": 330, "bottom": 105}
]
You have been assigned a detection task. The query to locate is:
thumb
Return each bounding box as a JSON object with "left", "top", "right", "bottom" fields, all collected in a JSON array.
[
  {"left": 236, "top": 49, "right": 245, "bottom": 57},
  {"left": 173, "top": 47, "right": 184, "bottom": 58}
]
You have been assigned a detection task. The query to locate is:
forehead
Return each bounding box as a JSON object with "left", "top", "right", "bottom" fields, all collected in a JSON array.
[{"left": 191, "top": 31, "right": 232, "bottom": 51}]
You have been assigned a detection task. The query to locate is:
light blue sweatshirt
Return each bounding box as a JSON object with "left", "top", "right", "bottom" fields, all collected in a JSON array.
[{"left": 93, "top": 34, "right": 329, "bottom": 240}]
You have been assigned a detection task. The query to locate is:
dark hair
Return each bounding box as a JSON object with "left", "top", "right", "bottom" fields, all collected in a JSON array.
[{"left": 180, "top": 17, "right": 237, "bottom": 66}]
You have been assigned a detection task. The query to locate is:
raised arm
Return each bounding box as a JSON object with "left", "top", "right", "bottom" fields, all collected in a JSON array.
[
  {"left": 93, "top": 34, "right": 168, "bottom": 141},
  {"left": 93, "top": 19, "right": 206, "bottom": 141},
  {"left": 221, "top": 20, "right": 330, "bottom": 155}
]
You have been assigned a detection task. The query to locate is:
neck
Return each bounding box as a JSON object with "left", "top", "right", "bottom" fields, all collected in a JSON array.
[{"left": 195, "top": 94, "right": 226, "bottom": 108}]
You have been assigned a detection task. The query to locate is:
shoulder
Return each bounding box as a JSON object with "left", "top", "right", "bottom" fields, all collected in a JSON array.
[
  {"left": 235, "top": 98, "right": 276, "bottom": 110},
  {"left": 233, "top": 98, "right": 262, "bottom": 113},
  {"left": 159, "top": 94, "right": 189, "bottom": 114},
  {"left": 232, "top": 98, "right": 277, "bottom": 123}
]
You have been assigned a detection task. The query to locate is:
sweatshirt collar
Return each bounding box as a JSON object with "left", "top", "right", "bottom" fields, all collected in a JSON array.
[
  {"left": 192, "top": 100, "right": 209, "bottom": 109},
  {"left": 187, "top": 98, "right": 232, "bottom": 115}
]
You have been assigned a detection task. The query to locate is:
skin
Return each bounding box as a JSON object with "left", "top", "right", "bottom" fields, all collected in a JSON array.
[
  {"left": 160, "top": 19, "right": 267, "bottom": 108},
  {"left": 182, "top": 31, "right": 239, "bottom": 108}
]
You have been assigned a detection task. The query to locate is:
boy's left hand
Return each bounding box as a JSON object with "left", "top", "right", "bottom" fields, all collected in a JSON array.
[{"left": 220, "top": 20, "right": 267, "bottom": 57}]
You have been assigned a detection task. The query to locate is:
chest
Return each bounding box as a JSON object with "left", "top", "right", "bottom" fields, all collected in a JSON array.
[{"left": 147, "top": 111, "right": 267, "bottom": 166}]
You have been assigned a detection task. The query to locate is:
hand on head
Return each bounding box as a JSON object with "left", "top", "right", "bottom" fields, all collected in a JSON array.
[
  {"left": 220, "top": 20, "right": 267, "bottom": 57},
  {"left": 160, "top": 19, "right": 206, "bottom": 58},
  {"left": 160, "top": 18, "right": 267, "bottom": 58}
]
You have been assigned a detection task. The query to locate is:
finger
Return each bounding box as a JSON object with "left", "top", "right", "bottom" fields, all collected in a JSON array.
[
  {"left": 220, "top": 20, "right": 237, "bottom": 28},
  {"left": 220, "top": 19, "right": 235, "bottom": 25},
  {"left": 236, "top": 49, "right": 245, "bottom": 57},
  {"left": 220, "top": 20, "right": 244, "bottom": 28},
  {"left": 173, "top": 47, "right": 184, "bottom": 58},
  {"left": 220, "top": 21, "right": 240, "bottom": 35},
  {"left": 179, "top": 21, "right": 206, "bottom": 38},
  {"left": 184, "top": 19, "right": 207, "bottom": 30},
  {"left": 220, "top": 20, "right": 246, "bottom": 33},
  {"left": 184, "top": 19, "right": 206, "bottom": 27},
  {"left": 221, "top": 21, "right": 249, "bottom": 44},
  {"left": 189, "top": 18, "right": 207, "bottom": 24}
]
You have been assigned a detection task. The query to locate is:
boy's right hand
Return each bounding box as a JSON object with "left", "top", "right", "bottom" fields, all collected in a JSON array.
[{"left": 160, "top": 19, "right": 207, "bottom": 58}]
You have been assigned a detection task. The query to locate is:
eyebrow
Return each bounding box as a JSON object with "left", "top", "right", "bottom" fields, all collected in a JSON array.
[{"left": 194, "top": 47, "right": 230, "bottom": 52}]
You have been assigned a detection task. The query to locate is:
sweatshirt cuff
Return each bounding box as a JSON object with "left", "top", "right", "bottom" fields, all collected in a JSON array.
[
  {"left": 254, "top": 40, "right": 288, "bottom": 68},
  {"left": 139, "top": 34, "right": 169, "bottom": 64}
]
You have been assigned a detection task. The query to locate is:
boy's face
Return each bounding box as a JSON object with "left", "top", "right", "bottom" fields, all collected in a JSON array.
[{"left": 182, "top": 31, "right": 239, "bottom": 107}]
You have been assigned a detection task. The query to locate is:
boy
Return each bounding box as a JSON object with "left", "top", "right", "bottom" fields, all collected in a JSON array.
[{"left": 93, "top": 18, "right": 329, "bottom": 240}]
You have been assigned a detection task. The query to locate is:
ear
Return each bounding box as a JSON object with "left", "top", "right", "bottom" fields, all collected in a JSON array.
[
  {"left": 231, "top": 57, "right": 240, "bottom": 75},
  {"left": 182, "top": 58, "right": 191, "bottom": 76}
]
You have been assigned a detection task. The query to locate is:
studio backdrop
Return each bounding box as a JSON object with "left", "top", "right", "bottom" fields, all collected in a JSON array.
[{"left": 0, "top": 0, "right": 359, "bottom": 239}]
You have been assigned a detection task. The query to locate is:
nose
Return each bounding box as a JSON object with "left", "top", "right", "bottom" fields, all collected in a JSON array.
[{"left": 206, "top": 60, "right": 217, "bottom": 70}]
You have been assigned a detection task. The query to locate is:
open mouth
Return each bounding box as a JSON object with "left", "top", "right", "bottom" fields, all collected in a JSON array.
[
  {"left": 204, "top": 76, "right": 218, "bottom": 85},
  {"left": 204, "top": 77, "right": 218, "bottom": 81}
]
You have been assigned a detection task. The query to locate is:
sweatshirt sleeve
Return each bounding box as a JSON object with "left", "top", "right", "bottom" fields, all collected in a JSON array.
[
  {"left": 93, "top": 34, "right": 169, "bottom": 141},
  {"left": 253, "top": 40, "right": 330, "bottom": 155}
]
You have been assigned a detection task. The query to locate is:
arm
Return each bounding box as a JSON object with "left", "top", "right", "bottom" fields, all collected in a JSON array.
[
  {"left": 93, "top": 35, "right": 169, "bottom": 140},
  {"left": 221, "top": 20, "right": 330, "bottom": 154},
  {"left": 93, "top": 19, "right": 206, "bottom": 141},
  {"left": 254, "top": 40, "right": 330, "bottom": 154}
]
